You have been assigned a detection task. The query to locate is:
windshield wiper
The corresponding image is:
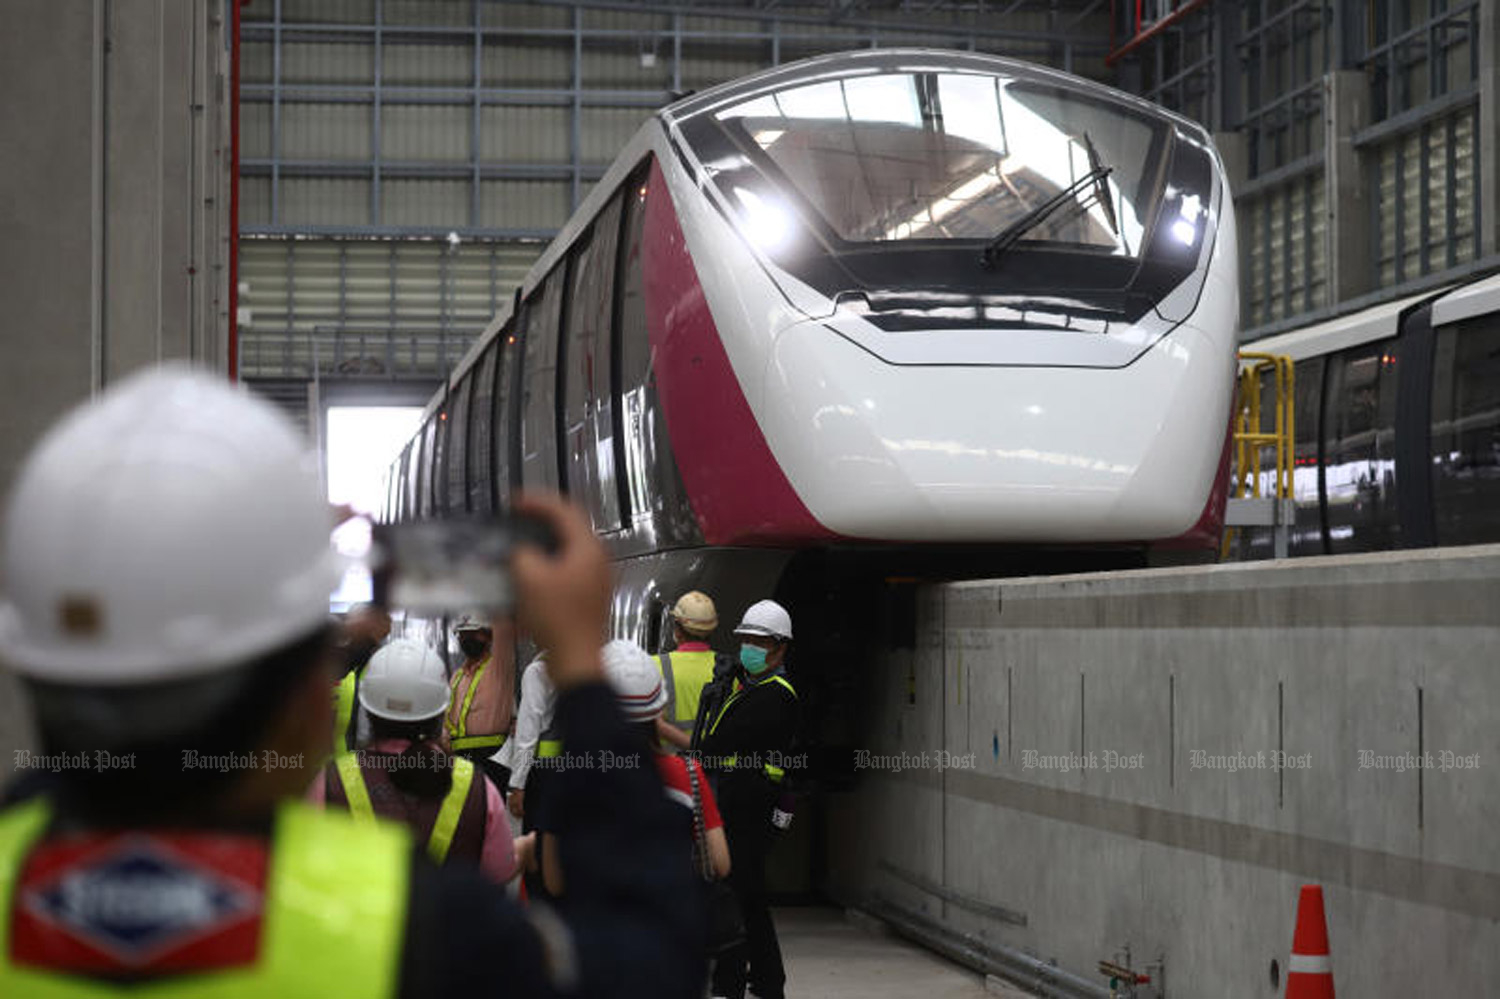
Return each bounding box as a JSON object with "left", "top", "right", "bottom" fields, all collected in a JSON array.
[{"left": 980, "top": 133, "right": 1116, "bottom": 269}]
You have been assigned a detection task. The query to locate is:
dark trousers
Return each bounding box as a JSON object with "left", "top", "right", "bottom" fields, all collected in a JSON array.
[
  {"left": 520, "top": 766, "right": 554, "bottom": 902},
  {"left": 458, "top": 750, "right": 510, "bottom": 798},
  {"left": 711, "top": 776, "right": 783, "bottom": 999}
]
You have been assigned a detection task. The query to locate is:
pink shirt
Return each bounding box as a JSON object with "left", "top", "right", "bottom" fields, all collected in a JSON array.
[
  {"left": 308, "top": 739, "right": 517, "bottom": 885},
  {"left": 446, "top": 654, "right": 515, "bottom": 743}
]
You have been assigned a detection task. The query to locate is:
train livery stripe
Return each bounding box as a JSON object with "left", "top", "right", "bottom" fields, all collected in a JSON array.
[{"left": 641, "top": 158, "right": 835, "bottom": 546}]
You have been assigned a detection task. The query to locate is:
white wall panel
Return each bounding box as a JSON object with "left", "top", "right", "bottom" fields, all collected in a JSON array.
[
  {"left": 482, "top": 4, "right": 570, "bottom": 30},
  {"left": 384, "top": 104, "right": 470, "bottom": 161},
  {"left": 242, "top": 102, "right": 273, "bottom": 159},
  {"left": 243, "top": 40, "right": 273, "bottom": 84},
  {"left": 281, "top": 103, "right": 370, "bottom": 159},
  {"left": 384, "top": 42, "right": 474, "bottom": 86},
  {"left": 578, "top": 107, "right": 649, "bottom": 164},
  {"left": 480, "top": 105, "right": 569, "bottom": 161},
  {"left": 385, "top": 0, "right": 470, "bottom": 27},
  {"left": 241, "top": 177, "right": 273, "bottom": 226},
  {"left": 282, "top": 177, "right": 370, "bottom": 225},
  {"left": 481, "top": 179, "right": 570, "bottom": 230},
  {"left": 282, "top": 0, "right": 374, "bottom": 24},
  {"left": 283, "top": 41, "right": 373, "bottom": 84},
  {"left": 482, "top": 41, "right": 572, "bottom": 88},
  {"left": 382, "top": 179, "right": 469, "bottom": 228}
]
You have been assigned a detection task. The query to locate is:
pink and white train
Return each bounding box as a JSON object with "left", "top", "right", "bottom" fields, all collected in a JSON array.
[{"left": 387, "top": 49, "right": 1238, "bottom": 659}]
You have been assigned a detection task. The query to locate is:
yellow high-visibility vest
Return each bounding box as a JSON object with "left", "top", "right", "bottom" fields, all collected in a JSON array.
[
  {"left": 0, "top": 798, "right": 408, "bottom": 998},
  {"left": 333, "top": 753, "right": 477, "bottom": 864},
  {"left": 656, "top": 649, "right": 717, "bottom": 730},
  {"left": 708, "top": 673, "right": 797, "bottom": 783},
  {"left": 447, "top": 657, "right": 506, "bottom": 752}
]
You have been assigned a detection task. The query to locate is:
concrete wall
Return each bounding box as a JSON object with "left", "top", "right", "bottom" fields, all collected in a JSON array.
[
  {"left": 0, "top": 0, "right": 230, "bottom": 515},
  {"left": 828, "top": 546, "right": 1500, "bottom": 998}
]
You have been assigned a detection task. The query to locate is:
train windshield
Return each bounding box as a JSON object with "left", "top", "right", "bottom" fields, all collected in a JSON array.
[{"left": 708, "top": 71, "right": 1165, "bottom": 256}]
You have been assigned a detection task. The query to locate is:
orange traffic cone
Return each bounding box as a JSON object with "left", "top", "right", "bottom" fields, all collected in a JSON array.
[{"left": 1285, "top": 884, "right": 1335, "bottom": 998}]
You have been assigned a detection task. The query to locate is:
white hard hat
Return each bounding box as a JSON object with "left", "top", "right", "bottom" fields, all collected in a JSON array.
[
  {"left": 601, "top": 639, "right": 667, "bottom": 722},
  {"left": 733, "top": 600, "right": 792, "bottom": 641},
  {"left": 671, "top": 591, "right": 718, "bottom": 635},
  {"left": 0, "top": 365, "right": 340, "bottom": 685},
  {"left": 358, "top": 638, "right": 450, "bottom": 722},
  {"left": 453, "top": 613, "right": 490, "bottom": 633}
]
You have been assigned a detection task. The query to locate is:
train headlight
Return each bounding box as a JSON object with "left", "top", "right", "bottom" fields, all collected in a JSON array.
[
  {"left": 733, "top": 187, "right": 794, "bottom": 252},
  {"left": 1172, "top": 193, "right": 1203, "bottom": 245}
]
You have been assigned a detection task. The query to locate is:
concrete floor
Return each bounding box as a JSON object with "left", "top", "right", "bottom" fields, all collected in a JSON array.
[{"left": 776, "top": 907, "right": 1032, "bottom": 999}]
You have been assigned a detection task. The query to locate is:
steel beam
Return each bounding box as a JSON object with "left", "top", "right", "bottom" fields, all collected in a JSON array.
[{"left": 1324, "top": 69, "right": 1370, "bottom": 304}]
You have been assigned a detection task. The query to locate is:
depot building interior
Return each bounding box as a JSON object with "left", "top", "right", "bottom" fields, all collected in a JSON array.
[{"left": 2, "top": 3, "right": 1499, "bottom": 998}]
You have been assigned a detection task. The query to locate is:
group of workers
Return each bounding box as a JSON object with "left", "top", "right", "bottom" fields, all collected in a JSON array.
[
  {"left": 328, "top": 586, "right": 800, "bottom": 999},
  {"left": 0, "top": 366, "right": 800, "bottom": 999}
]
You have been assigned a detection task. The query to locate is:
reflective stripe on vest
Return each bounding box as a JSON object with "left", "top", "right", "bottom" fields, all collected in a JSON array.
[
  {"left": 334, "top": 754, "right": 477, "bottom": 865},
  {"left": 537, "top": 738, "right": 563, "bottom": 759},
  {"left": 709, "top": 673, "right": 796, "bottom": 782},
  {"left": 656, "top": 650, "right": 716, "bottom": 729},
  {"left": 0, "top": 798, "right": 408, "bottom": 998},
  {"left": 447, "top": 657, "right": 505, "bottom": 752},
  {"left": 708, "top": 673, "right": 796, "bottom": 737},
  {"left": 333, "top": 670, "right": 358, "bottom": 750}
]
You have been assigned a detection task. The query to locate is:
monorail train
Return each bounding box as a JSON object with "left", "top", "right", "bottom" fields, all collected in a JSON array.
[
  {"left": 382, "top": 50, "right": 1239, "bottom": 821},
  {"left": 1228, "top": 270, "right": 1500, "bottom": 559}
]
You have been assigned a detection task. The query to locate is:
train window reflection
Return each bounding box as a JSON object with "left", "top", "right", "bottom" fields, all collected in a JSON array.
[
  {"left": 712, "top": 70, "right": 1161, "bottom": 255},
  {"left": 1430, "top": 317, "right": 1500, "bottom": 545}
]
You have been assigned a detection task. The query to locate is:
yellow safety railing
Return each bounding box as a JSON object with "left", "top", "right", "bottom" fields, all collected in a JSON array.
[
  {"left": 1233, "top": 352, "right": 1295, "bottom": 501},
  {"left": 1223, "top": 352, "right": 1295, "bottom": 559}
]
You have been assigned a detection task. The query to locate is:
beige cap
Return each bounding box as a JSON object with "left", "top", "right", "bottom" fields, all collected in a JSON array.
[{"left": 671, "top": 591, "right": 718, "bottom": 635}]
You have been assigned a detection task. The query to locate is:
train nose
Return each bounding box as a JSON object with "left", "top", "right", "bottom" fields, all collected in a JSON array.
[{"left": 761, "top": 319, "right": 1234, "bottom": 543}]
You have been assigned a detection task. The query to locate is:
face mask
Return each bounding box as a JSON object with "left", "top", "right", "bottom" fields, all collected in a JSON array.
[
  {"left": 739, "top": 644, "right": 771, "bottom": 675},
  {"left": 459, "top": 635, "right": 488, "bottom": 659}
]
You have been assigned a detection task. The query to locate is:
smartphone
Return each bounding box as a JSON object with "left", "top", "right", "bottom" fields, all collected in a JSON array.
[{"left": 369, "top": 516, "right": 556, "bottom": 616}]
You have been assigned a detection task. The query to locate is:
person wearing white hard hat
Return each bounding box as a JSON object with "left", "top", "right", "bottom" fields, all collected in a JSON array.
[
  {"left": 331, "top": 602, "right": 392, "bottom": 751},
  {"left": 699, "top": 600, "right": 799, "bottom": 999},
  {"left": 653, "top": 591, "right": 726, "bottom": 752},
  {"left": 308, "top": 638, "right": 524, "bottom": 884},
  {"left": 539, "top": 640, "right": 730, "bottom": 899},
  {"left": 445, "top": 613, "right": 516, "bottom": 793},
  {"left": 0, "top": 366, "right": 703, "bottom": 998}
]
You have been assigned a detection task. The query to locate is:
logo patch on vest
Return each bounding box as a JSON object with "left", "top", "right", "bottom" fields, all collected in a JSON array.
[{"left": 12, "top": 832, "right": 265, "bottom": 977}]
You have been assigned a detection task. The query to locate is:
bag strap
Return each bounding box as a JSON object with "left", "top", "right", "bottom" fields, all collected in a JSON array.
[{"left": 684, "top": 757, "right": 714, "bottom": 883}]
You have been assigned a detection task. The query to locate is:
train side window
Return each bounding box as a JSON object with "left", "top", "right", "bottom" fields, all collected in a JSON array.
[
  {"left": 446, "top": 376, "right": 472, "bottom": 515},
  {"left": 616, "top": 159, "right": 699, "bottom": 542},
  {"left": 417, "top": 417, "right": 437, "bottom": 518},
  {"left": 495, "top": 316, "right": 521, "bottom": 504},
  {"left": 520, "top": 267, "right": 566, "bottom": 492},
  {"left": 431, "top": 402, "right": 451, "bottom": 516},
  {"left": 405, "top": 435, "right": 420, "bottom": 521},
  {"left": 467, "top": 343, "right": 498, "bottom": 515},
  {"left": 563, "top": 193, "right": 625, "bottom": 533},
  {"left": 396, "top": 444, "right": 411, "bottom": 522},
  {"left": 1290, "top": 356, "right": 1325, "bottom": 555},
  {"left": 1322, "top": 340, "right": 1399, "bottom": 553},
  {"left": 1430, "top": 316, "right": 1500, "bottom": 545}
]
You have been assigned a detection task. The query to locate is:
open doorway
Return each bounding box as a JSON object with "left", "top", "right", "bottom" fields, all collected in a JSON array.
[{"left": 326, "top": 406, "right": 424, "bottom": 610}]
